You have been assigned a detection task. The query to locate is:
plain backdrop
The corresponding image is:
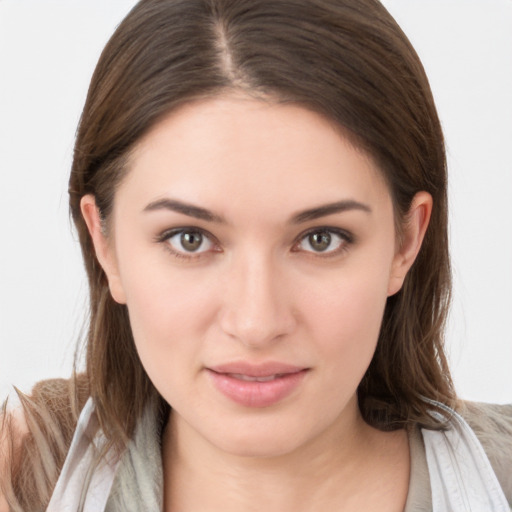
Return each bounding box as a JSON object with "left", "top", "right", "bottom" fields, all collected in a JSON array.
[{"left": 1, "top": 1, "right": 511, "bottom": 404}]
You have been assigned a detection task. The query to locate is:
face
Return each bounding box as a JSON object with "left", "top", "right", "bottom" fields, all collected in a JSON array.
[{"left": 83, "top": 95, "right": 429, "bottom": 458}]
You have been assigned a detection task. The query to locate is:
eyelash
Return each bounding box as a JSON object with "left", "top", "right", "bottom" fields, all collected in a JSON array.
[{"left": 155, "top": 226, "right": 354, "bottom": 260}]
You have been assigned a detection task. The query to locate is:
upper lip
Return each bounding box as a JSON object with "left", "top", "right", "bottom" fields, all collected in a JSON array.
[{"left": 207, "top": 362, "right": 307, "bottom": 377}]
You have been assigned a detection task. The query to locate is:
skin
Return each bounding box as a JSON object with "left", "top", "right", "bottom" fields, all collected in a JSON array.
[{"left": 82, "top": 94, "right": 432, "bottom": 511}]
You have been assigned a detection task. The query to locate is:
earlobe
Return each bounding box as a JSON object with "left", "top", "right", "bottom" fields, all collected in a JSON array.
[
  {"left": 387, "top": 191, "right": 433, "bottom": 296},
  {"left": 80, "top": 195, "right": 127, "bottom": 304}
]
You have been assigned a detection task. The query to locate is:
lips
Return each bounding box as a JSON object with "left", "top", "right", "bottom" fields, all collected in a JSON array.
[{"left": 206, "top": 362, "right": 309, "bottom": 408}]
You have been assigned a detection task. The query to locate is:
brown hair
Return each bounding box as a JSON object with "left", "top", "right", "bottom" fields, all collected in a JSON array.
[{"left": 2, "top": 0, "right": 454, "bottom": 507}]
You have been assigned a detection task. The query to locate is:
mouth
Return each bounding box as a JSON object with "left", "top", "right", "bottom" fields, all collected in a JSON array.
[
  {"left": 205, "top": 362, "right": 309, "bottom": 408},
  {"left": 225, "top": 373, "right": 290, "bottom": 382}
]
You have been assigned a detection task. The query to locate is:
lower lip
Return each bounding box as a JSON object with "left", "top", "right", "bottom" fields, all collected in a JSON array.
[{"left": 206, "top": 369, "right": 308, "bottom": 408}]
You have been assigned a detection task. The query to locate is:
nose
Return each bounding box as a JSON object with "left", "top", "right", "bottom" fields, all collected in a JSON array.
[{"left": 218, "top": 251, "right": 297, "bottom": 349}]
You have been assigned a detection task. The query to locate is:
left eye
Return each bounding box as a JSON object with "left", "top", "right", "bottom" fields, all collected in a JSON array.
[
  {"left": 295, "top": 229, "right": 349, "bottom": 254},
  {"left": 166, "top": 229, "right": 215, "bottom": 254}
]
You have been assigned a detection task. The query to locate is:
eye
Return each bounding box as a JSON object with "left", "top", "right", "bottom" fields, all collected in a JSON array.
[
  {"left": 159, "top": 228, "right": 218, "bottom": 257},
  {"left": 294, "top": 228, "right": 352, "bottom": 255}
]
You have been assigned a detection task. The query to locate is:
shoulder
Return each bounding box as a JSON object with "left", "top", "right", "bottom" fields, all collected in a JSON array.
[
  {"left": 459, "top": 401, "right": 512, "bottom": 503},
  {"left": 0, "top": 376, "right": 90, "bottom": 511},
  {"left": 1, "top": 401, "right": 29, "bottom": 512}
]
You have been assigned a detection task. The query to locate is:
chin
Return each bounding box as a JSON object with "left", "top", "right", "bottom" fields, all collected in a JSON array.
[{"left": 200, "top": 412, "right": 321, "bottom": 460}]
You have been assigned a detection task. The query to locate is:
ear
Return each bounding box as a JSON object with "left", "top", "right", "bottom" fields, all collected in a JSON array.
[
  {"left": 387, "top": 191, "right": 433, "bottom": 296},
  {"left": 80, "top": 195, "right": 127, "bottom": 304}
]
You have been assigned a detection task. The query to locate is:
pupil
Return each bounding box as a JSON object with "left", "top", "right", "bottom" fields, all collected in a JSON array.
[
  {"left": 310, "top": 232, "right": 331, "bottom": 251},
  {"left": 181, "top": 231, "right": 202, "bottom": 251}
]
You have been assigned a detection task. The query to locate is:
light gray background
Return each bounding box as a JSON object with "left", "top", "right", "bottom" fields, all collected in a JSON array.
[{"left": 1, "top": 1, "right": 511, "bottom": 403}]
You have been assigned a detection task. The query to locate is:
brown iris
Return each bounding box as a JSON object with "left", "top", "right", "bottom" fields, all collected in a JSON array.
[
  {"left": 308, "top": 231, "right": 331, "bottom": 252},
  {"left": 181, "top": 231, "right": 203, "bottom": 251}
]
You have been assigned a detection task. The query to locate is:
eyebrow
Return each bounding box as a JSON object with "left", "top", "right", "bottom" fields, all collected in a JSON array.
[
  {"left": 143, "top": 198, "right": 225, "bottom": 223},
  {"left": 143, "top": 197, "right": 371, "bottom": 224},
  {"left": 290, "top": 200, "right": 372, "bottom": 223}
]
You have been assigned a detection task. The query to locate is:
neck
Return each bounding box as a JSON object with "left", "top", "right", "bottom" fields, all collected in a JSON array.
[{"left": 162, "top": 398, "right": 410, "bottom": 512}]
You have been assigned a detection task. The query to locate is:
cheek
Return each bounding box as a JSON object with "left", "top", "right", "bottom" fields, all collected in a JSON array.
[
  {"left": 126, "top": 272, "right": 214, "bottom": 337},
  {"left": 299, "top": 259, "right": 391, "bottom": 373},
  {"left": 122, "top": 269, "right": 222, "bottom": 411},
  {"left": 115, "top": 249, "right": 219, "bottom": 379}
]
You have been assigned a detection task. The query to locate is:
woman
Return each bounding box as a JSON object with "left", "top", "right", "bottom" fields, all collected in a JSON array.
[{"left": 1, "top": 0, "right": 511, "bottom": 510}]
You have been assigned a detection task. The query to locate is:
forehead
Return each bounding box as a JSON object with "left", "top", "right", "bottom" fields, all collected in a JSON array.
[{"left": 118, "top": 95, "right": 391, "bottom": 218}]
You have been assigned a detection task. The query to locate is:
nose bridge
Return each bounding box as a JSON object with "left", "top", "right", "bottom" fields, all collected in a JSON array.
[{"left": 219, "top": 246, "right": 295, "bottom": 347}]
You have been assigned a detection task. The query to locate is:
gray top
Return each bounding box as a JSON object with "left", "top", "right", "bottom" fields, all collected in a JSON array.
[
  {"left": 404, "top": 401, "right": 512, "bottom": 511},
  {"left": 105, "top": 402, "right": 512, "bottom": 511}
]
